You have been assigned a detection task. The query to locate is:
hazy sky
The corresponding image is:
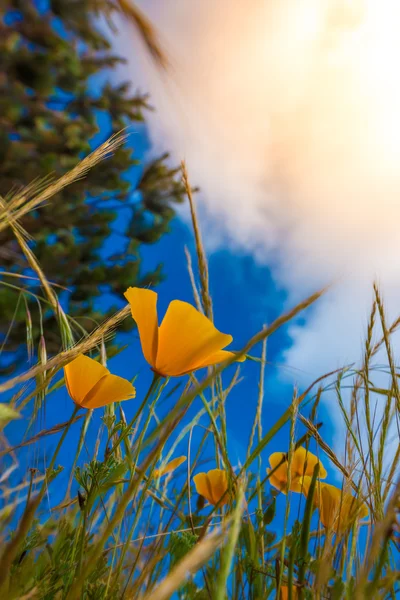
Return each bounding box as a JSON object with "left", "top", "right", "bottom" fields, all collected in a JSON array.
[{"left": 119, "top": 0, "right": 400, "bottom": 385}]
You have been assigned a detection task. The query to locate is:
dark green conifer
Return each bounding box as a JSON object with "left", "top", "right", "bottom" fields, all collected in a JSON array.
[{"left": 0, "top": 0, "right": 184, "bottom": 370}]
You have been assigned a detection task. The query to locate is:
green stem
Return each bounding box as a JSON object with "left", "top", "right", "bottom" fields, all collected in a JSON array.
[
  {"left": 297, "top": 463, "right": 319, "bottom": 598},
  {"left": 77, "top": 507, "right": 88, "bottom": 576},
  {"left": 132, "top": 377, "right": 168, "bottom": 469},
  {"left": 109, "top": 372, "right": 161, "bottom": 457}
]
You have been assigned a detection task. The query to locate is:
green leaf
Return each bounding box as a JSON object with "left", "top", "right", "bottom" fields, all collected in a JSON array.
[
  {"left": 297, "top": 464, "right": 319, "bottom": 598},
  {"left": 263, "top": 497, "right": 276, "bottom": 526}
]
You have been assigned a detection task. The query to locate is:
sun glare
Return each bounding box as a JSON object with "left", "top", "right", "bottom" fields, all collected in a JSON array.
[{"left": 324, "top": 0, "right": 400, "bottom": 165}]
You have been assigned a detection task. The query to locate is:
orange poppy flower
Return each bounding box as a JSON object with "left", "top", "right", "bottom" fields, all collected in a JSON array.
[
  {"left": 124, "top": 287, "right": 244, "bottom": 377},
  {"left": 193, "top": 469, "right": 230, "bottom": 506},
  {"left": 267, "top": 447, "right": 327, "bottom": 494},
  {"left": 64, "top": 354, "right": 136, "bottom": 409},
  {"left": 154, "top": 456, "right": 187, "bottom": 478},
  {"left": 301, "top": 477, "right": 368, "bottom": 532}
]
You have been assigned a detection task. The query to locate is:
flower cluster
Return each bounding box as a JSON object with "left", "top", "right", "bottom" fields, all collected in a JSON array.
[
  {"left": 191, "top": 449, "right": 368, "bottom": 535},
  {"left": 268, "top": 447, "right": 368, "bottom": 532}
]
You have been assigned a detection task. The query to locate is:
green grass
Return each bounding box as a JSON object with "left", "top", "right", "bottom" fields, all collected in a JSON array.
[{"left": 0, "top": 134, "right": 399, "bottom": 599}]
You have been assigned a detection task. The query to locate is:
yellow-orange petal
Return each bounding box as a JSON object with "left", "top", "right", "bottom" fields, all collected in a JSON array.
[
  {"left": 290, "top": 477, "right": 309, "bottom": 494},
  {"left": 303, "top": 480, "right": 368, "bottom": 532},
  {"left": 267, "top": 467, "right": 285, "bottom": 493},
  {"left": 299, "top": 475, "right": 317, "bottom": 499},
  {"left": 268, "top": 452, "right": 287, "bottom": 471},
  {"left": 207, "top": 469, "right": 229, "bottom": 505},
  {"left": 267, "top": 453, "right": 288, "bottom": 492},
  {"left": 291, "top": 447, "right": 327, "bottom": 479},
  {"left": 319, "top": 483, "right": 343, "bottom": 529},
  {"left": 156, "top": 300, "right": 233, "bottom": 376},
  {"left": 193, "top": 472, "right": 212, "bottom": 504},
  {"left": 194, "top": 349, "right": 246, "bottom": 371},
  {"left": 267, "top": 452, "right": 297, "bottom": 492},
  {"left": 81, "top": 374, "right": 136, "bottom": 409},
  {"left": 193, "top": 469, "right": 229, "bottom": 506},
  {"left": 268, "top": 448, "right": 326, "bottom": 495},
  {"left": 64, "top": 354, "right": 109, "bottom": 406},
  {"left": 124, "top": 287, "right": 159, "bottom": 367},
  {"left": 154, "top": 455, "right": 187, "bottom": 478},
  {"left": 267, "top": 465, "right": 304, "bottom": 495},
  {"left": 319, "top": 483, "right": 368, "bottom": 531}
]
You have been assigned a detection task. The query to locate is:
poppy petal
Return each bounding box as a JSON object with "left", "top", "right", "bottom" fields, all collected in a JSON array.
[
  {"left": 268, "top": 450, "right": 322, "bottom": 494},
  {"left": 124, "top": 287, "right": 159, "bottom": 367},
  {"left": 268, "top": 466, "right": 305, "bottom": 494},
  {"left": 64, "top": 354, "right": 109, "bottom": 406},
  {"left": 267, "top": 468, "right": 285, "bottom": 492},
  {"left": 268, "top": 453, "right": 289, "bottom": 493},
  {"left": 194, "top": 349, "right": 245, "bottom": 371},
  {"left": 268, "top": 452, "right": 287, "bottom": 470},
  {"left": 207, "top": 469, "right": 229, "bottom": 505},
  {"left": 320, "top": 484, "right": 341, "bottom": 528},
  {"left": 289, "top": 478, "right": 309, "bottom": 493},
  {"left": 292, "top": 447, "right": 327, "bottom": 479},
  {"left": 82, "top": 374, "right": 136, "bottom": 409},
  {"left": 311, "top": 483, "right": 368, "bottom": 531},
  {"left": 154, "top": 456, "right": 186, "bottom": 477},
  {"left": 156, "top": 300, "right": 233, "bottom": 376},
  {"left": 298, "top": 475, "right": 316, "bottom": 498},
  {"left": 193, "top": 472, "right": 212, "bottom": 504},
  {"left": 340, "top": 491, "right": 368, "bottom": 525}
]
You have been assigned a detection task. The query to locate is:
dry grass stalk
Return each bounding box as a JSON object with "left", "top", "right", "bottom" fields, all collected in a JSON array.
[
  {"left": 0, "top": 305, "right": 130, "bottom": 397},
  {"left": 181, "top": 161, "right": 213, "bottom": 319},
  {"left": 0, "top": 133, "right": 127, "bottom": 235},
  {"left": 140, "top": 526, "right": 227, "bottom": 600},
  {"left": 116, "top": 0, "right": 169, "bottom": 69}
]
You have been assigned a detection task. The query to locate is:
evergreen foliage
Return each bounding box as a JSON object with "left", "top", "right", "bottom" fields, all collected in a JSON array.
[{"left": 0, "top": 0, "right": 185, "bottom": 371}]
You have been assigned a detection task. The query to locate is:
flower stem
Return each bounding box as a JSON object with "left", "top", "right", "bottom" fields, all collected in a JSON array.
[{"left": 109, "top": 372, "right": 161, "bottom": 457}]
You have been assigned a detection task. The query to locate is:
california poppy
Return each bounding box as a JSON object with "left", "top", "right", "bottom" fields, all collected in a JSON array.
[
  {"left": 124, "top": 287, "right": 244, "bottom": 377},
  {"left": 267, "top": 447, "right": 327, "bottom": 494},
  {"left": 301, "top": 477, "right": 368, "bottom": 532},
  {"left": 193, "top": 469, "right": 230, "bottom": 506},
  {"left": 64, "top": 354, "right": 136, "bottom": 409},
  {"left": 154, "top": 456, "right": 187, "bottom": 478}
]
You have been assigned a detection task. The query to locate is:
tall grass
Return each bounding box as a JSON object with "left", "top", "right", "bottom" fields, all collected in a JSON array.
[{"left": 0, "top": 134, "right": 398, "bottom": 599}]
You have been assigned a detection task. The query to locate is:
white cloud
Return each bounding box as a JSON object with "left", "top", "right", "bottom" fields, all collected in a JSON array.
[{"left": 118, "top": 0, "right": 400, "bottom": 387}]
